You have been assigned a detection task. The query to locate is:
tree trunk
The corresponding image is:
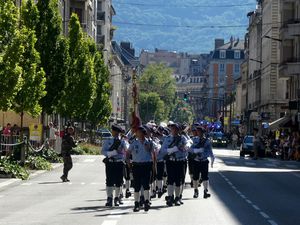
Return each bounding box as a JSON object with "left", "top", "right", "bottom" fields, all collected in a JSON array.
[{"left": 20, "top": 111, "right": 25, "bottom": 164}]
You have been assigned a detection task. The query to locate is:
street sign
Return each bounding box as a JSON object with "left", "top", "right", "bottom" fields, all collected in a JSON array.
[{"left": 224, "top": 117, "right": 229, "bottom": 126}]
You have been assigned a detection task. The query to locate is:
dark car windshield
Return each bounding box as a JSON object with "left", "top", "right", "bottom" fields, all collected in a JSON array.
[
  {"left": 244, "top": 136, "right": 253, "bottom": 144},
  {"left": 101, "top": 132, "right": 112, "bottom": 138},
  {"left": 211, "top": 132, "right": 224, "bottom": 138}
]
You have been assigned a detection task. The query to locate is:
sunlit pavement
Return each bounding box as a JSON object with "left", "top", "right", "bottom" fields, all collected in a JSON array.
[{"left": 0, "top": 153, "right": 299, "bottom": 225}]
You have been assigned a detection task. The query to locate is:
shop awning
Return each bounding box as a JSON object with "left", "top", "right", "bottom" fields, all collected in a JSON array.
[{"left": 269, "top": 116, "right": 291, "bottom": 131}]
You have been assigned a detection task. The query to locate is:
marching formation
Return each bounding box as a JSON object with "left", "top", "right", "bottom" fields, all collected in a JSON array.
[{"left": 102, "top": 122, "right": 215, "bottom": 212}]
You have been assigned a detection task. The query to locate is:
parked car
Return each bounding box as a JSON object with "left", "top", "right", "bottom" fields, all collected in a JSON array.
[
  {"left": 209, "top": 132, "right": 228, "bottom": 148},
  {"left": 240, "top": 135, "right": 254, "bottom": 157},
  {"left": 96, "top": 129, "right": 112, "bottom": 145}
]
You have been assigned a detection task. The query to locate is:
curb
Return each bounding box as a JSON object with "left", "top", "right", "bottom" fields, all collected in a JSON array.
[{"left": 0, "top": 163, "right": 63, "bottom": 190}]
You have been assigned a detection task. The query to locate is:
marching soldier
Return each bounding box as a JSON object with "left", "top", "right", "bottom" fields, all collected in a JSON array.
[
  {"left": 60, "top": 126, "right": 77, "bottom": 182},
  {"left": 161, "top": 123, "right": 188, "bottom": 206},
  {"left": 190, "top": 126, "right": 215, "bottom": 199},
  {"left": 102, "top": 124, "right": 128, "bottom": 207},
  {"left": 127, "top": 126, "right": 155, "bottom": 212}
]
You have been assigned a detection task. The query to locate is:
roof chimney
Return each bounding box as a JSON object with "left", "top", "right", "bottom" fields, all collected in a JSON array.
[{"left": 215, "top": 39, "right": 224, "bottom": 49}]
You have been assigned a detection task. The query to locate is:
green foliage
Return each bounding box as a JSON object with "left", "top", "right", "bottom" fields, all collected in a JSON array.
[
  {"left": 72, "top": 143, "right": 100, "bottom": 155},
  {"left": 0, "top": 158, "right": 30, "bottom": 180},
  {"left": 140, "top": 92, "right": 165, "bottom": 122},
  {"left": 139, "top": 63, "right": 176, "bottom": 122},
  {"left": 28, "top": 148, "right": 63, "bottom": 163},
  {"left": 87, "top": 51, "right": 112, "bottom": 126},
  {"left": 21, "top": 0, "right": 39, "bottom": 30},
  {"left": 170, "top": 100, "right": 194, "bottom": 124},
  {"left": 61, "top": 14, "right": 97, "bottom": 119},
  {"left": 11, "top": 27, "right": 46, "bottom": 117},
  {"left": 25, "top": 156, "right": 52, "bottom": 171},
  {"left": 0, "top": 0, "right": 23, "bottom": 110},
  {"left": 36, "top": 0, "right": 67, "bottom": 114}
]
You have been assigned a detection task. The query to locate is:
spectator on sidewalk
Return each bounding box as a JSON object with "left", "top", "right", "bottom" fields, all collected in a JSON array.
[
  {"left": 2, "top": 123, "right": 12, "bottom": 156},
  {"left": 253, "top": 128, "right": 263, "bottom": 160},
  {"left": 48, "top": 122, "right": 57, "bottom": 148},
  {"left": 231, "top": 132, "right": 239, "bottom": 150}
]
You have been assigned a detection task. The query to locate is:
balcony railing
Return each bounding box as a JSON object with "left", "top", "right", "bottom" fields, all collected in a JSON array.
[{"left": 279, "top": 57, "right": 300, "bottom": 77}]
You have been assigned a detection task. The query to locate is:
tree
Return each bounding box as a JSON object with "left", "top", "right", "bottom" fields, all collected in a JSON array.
[
  {"left": 140, "top": 92, "right": 165, "bottom": 122},
  {"left": 139, "top": 63, "right": 176, "bottom": 121},
  {"left": 0, "top": 0, "right": 23, "bottom": 110},
  {"left": 87, "top": 51, "right": 112, "bottom": 127},
  {"left": 61, "top": 14, "right": 97, "bottom": 119},
  {"left": 170, "top": 100, "right": 194, "bottom": 124},
  {"left": 36, "top": 0, "right": 68, "bottom": 114}
]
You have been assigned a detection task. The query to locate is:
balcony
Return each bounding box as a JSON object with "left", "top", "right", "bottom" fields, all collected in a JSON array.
[
  {"left": 279, "top": 58, "right": 300, "bottom": 77},
  {"left": 281, "top": 19, "right": 300, "bottom": 39}
]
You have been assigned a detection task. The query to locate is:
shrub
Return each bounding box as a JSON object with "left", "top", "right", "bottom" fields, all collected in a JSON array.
[
  {"left": 72, "top": 143, "right": 100, "bottom": 155},
  {"left": 0, "top": 158, "right": 30, "bottom": 180},
  {"left": 25, "top": 156, "right": 52, "bottom": 171}
]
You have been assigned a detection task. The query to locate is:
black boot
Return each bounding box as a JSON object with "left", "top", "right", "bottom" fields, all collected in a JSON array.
[
  {"left": 174, "top": 196, "right": 181, "bottom": 206},
  {"left": 193, "top": 189, "right": 199, "bottom": 198},
  {"left": 166, "top": 195, "right": 174, "bottom": 207},
  {"left": 133, "top": 201, "right": 140, "bottom": 212},
  {"left": 151, "top": 190, "right": 156, "bottom": 199},
  {"left": 118, "top": 197, "right": 124, "bottom": 205},
  {"left": 125, "top": 189, "right": 131, "bottom": 198},
  {"left": 114, "top": 197, "right": 120, "bottom": 207},
  {"left": 179, "top": 194, "right": 184, "bottom": 205},
  {"left": 204, "top": 189, "right": 211, "bottom": 199},
  {"left": 144, "top": 200, "right": 150, "bottom": 212},
  {"left": 105, "top": 197, "right": 113, "bottom": 207},
  {"left": 163, "top": 185, "right": 167, "bottom": 193},
  {"left": 157, "top": 190, "right": 163, "bottom": 198}
]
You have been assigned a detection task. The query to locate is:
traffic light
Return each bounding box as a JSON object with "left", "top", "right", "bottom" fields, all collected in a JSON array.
[{"left": 183, "top": 93, "right": 188, "bottom": 102}]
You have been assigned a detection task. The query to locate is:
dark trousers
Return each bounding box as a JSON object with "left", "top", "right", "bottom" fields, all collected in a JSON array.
[
  {"left": 132, "top": 162, "right": 152, "bottom": 192},
  {"left": 193, "top": 160, "right": 209, "bottom": 181},
  {"left": 105, "top": 161, "right": 124, "bottom": 187},
  {"left": 156, "top": 161, "right": 165, "bottom": 180},
  {"left": 188, "top": 156, "right": 195, "bottom": 177},
  {"left": 166, "top": 160, "right": 185, "bottom": 187},
  {"left": 124, "top": 163, "right": 131, "bottom": 180},
  {"left": 63, "top": 155, "right": 73, "bottom": 178}
]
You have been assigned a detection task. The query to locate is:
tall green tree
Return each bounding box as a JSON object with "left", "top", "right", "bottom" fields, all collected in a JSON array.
[
  {"left": 35, "top": 0, "right": 68, "bottom": 114},
  {"left": 61, "top": 14, "right": 97, "bottom": 119},
  {"left": 0, "top": 0, "right": 23, "bottom": 110},
  {"left": 87, "top": 51, "right": 112, "bottom": 126},
  {"left": 139, "top": 63, "right": 176, "bottom": 121},
  {"left": 140, "top": 92, "right": 165, "bottom": 122},
  {"left": 170, "top": 100, "right": 194, "bottom": 124}
]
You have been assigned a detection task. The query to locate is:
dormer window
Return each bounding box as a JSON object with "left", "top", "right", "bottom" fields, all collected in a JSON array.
[
  {"left": 220, "top": 50, "right": 226, "bottom": 59},
  {"left": 234, "top": 50, "right": 240, "bottom": 59}
]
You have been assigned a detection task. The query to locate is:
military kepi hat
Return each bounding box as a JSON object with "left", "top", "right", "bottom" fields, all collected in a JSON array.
[
  {"left": 112, "top": 124, "right": 123, "bottom": 133},
  {"left": 137, "top": 126, "right": 147, "bottom": 135},
  {"left": 170, "top": 123, "right": 180, "bottom": 130}
]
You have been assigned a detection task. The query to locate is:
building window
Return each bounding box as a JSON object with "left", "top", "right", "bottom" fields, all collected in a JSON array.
[
  {"left": 234, "top": 50, "right": 240, "bottom": 59},
  {"left": 234, "top": 64, "right": 240, "bottom": 73},
  {"left": 220, "top": 50, "right": 226, "bottom": 59},
  {"left": 220, "top": 63, "right": 225, "bottom": 72}
]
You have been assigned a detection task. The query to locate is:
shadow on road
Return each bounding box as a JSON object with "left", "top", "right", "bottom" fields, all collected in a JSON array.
[{"left": 38, "top": 181, "right": 63, "bottom": 185}]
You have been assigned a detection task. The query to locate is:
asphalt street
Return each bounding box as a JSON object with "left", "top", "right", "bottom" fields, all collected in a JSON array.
[{"left": 0, "top": 150, "right": 299, "bottom": 225}]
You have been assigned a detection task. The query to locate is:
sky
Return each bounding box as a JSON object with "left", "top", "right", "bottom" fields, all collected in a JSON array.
[{"left": 112, "top": 0, "right": 257, "bottom": 55}]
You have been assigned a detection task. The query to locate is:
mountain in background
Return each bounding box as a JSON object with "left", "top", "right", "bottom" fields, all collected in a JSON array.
[{"left": 113, "top": 0, "right": 257, "bottom": 54}]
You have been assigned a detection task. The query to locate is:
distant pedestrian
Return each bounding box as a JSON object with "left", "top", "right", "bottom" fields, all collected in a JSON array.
[
  {"left": 253, "top": 128, "right": 262, "bottom": 160},
  {"left": 232, "top": 133, "right": 239, "bottom": 150},
  {"left": 48, "top": 122, "right": 57, "bottom": 148},
  {"left": 60, "top": 127, "right": 77, "bottom": 182}
]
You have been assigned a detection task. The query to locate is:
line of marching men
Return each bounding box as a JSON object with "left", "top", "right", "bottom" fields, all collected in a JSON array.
[{"left": 102, "top": 122, "right": 215, "bottom": 212}]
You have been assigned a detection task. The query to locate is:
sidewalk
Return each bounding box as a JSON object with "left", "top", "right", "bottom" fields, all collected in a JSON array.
[{"left": 0, "top": 162, "right": 62, "bottom": 190}]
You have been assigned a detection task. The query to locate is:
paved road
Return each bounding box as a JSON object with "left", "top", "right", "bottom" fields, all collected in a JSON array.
[{"left": 0, "top": 150, "right": 299, "bottom": 225}]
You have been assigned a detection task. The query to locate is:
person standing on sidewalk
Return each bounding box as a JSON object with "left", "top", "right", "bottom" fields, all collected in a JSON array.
[
  {"left": 253, "top": 128, "right": 262, "bottom": 160},
  {"left": 60, "top": 127, "right": 77, "bottom": 182},
  {"left": 232, "top": 132, "right": 239, "bottom": 150},
  {"left": 102, "top": 124, "right": 128, "bottom": 207}
]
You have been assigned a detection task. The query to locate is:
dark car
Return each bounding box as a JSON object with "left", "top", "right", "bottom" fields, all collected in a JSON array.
[
  {"left": 240, "top": 135, "right": 254, "bottom": 157},
  {"left": 209, "top": 132, "right": 228, "bottom": 148}
]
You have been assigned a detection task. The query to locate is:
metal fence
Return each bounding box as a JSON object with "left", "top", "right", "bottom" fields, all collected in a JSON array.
[{"left": 0, "top": 134, "right": 23, "bottom": 157}]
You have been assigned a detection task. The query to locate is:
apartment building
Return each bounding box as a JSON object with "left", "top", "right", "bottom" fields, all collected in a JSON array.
[{"left": 207, "top": 38, "right": 245, "bottom": 118}]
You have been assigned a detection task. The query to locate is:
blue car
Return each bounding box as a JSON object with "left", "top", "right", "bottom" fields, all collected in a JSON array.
[{"left": 240, "top": 135, "right": 254, "bottom": 157}]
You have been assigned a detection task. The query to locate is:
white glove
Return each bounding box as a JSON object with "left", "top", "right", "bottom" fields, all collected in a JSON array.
[
  {"left": 167, "top": 146, "right": 179, "bottom": 154},
  {"left": 107, "top": 150, "right": 118, "bottom": 158},
  {"left": 194, "top": 148, "right": 204, "bottom": 154}
]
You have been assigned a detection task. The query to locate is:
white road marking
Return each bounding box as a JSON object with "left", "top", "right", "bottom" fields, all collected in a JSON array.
[
  {"left": 227, "top": 181, "right": 233, "bottom": 185},
  {"left": 252, "top": 204, "right": 260, "bottom": 210},
  {"left": 68, "top": 182, "right": 73, "bottom": 185},
  {"left": 245, "top": 162, "right": 256, "bottom": 166},
  {"left": 91, "top": 182, "right": 101, "bottom": 185},
  {"left": 101, "top": 220, "right": 118, "bottom": 225},
  {"left": 235, "top": 190, "right": 242, "bottom": 195},
  {"left": 240, "top": 194, "right": 246, "bottom": 199},
  {"left": 83, "top": 159, "right": 96, "bottom": 163},
  {"left": 81, "top": 182, "right": 86, "bottom": 185},
  {"left": 260, "top": 212, "right": 270, "bottom": 219},
  {"left": 0, "top": 179, "right": 20, "bottom": 189},
  {"left": 246, "top": 199, "right": 252, "bottom": 204},
  {"left": 107, "top": 215, "right": 122, "bottom": 219},
  {"left": 268, "top": 220, "right": 278, "bottom": 225},
  {"left": 21, "top": 183, "right": 32, "bottom": 186}
]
